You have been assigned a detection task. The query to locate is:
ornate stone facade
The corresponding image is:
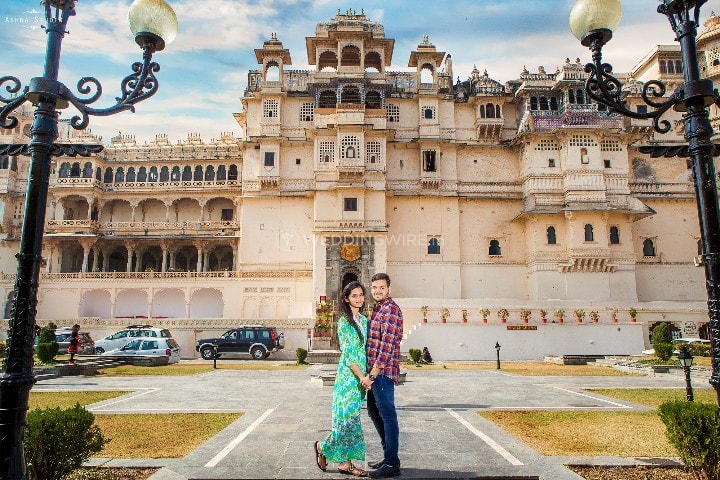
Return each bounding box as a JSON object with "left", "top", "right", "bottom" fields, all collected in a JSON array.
[{"left": 3, "top": 11, "right": 720, "bottom": 351}]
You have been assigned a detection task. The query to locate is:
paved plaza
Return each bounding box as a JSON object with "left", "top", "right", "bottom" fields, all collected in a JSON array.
[{"left": 33, "top": 363, "right": 709, "bottom": 479}]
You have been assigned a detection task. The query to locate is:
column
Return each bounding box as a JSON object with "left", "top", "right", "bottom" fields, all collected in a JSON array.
[
  {"left": 103, "top": 249, "right": 110, "bottom": 271},
  {"left": 81, "top": 244, "right": 90, "bottom": 273},
  {"left": 203, "top": 250, "right": 210, "bottom": 272},
  {"left": 46, "top": 246, "right": 55, "bottom": 274},
  {"left": 91, "top": 248, "right": 99, "bottom": 272},
  {"left": 161, "top": 241, "right": 168, "bottom": 272},
  {"left": 196, "top": 245, "right": 203, "bottom": 272}
]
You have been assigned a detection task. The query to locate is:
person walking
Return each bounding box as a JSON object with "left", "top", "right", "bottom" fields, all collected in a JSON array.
[
  {"left": 361, "top": 273, "right": 403, "bottom": 478},
  {"left": 67, "top": 323, "right": 81, "bottom": 365},
  {"left": 315, "top": 281, "right": 369, "bottom": 477}
]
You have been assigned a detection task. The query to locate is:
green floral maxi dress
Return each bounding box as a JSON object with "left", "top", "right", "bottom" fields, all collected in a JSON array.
[{"left": 320, "top": 314, "right": 368, "bottom": 463}]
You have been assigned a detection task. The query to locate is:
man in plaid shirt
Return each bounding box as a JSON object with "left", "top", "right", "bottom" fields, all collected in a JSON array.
[{"left": 360, "top": 273, "right": 402, "bottom": 478}]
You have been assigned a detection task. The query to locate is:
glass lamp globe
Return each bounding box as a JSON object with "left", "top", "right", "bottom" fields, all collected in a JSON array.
[
  {"left": 128, "top": 0, "right": 178, "bottom": 51},
  {"left": 569, "top": 0, "right": 622, "bottom": 45}
]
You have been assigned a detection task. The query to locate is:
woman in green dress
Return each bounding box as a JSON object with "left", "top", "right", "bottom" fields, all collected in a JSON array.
[{"left": 315, "top": 280, "right": 368, "bottom": 477}]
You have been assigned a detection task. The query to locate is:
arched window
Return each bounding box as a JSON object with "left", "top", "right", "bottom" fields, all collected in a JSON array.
[
  {"left": 137, "top": 166, "right": 147, "bottom": 182},
  {"left": 479, "top": 106, "right": 485, "bottom": 118},
  {"left": 341, "top": 45, "right": 361, "bottom": 66},
  {"left": 643, "top": 239, "right": 656, "bottom": 256},
  {"left": 59, "top": 162, "right": 70, "bottom": 178},
  {"left": 148, "top": 166, "right": 157, "bottom": 182},
  {"left": 265, "top": 62, "right": 280, "bottom": 82},
  {"left": 95, "top": 167, "right": 101, "bottom": 180},
  {"left": 228, "top": 164, "right": 238, "bottom": 181},
  {"left": 420, "top": 64, "right": 434, "bottom": 84},
  {"left": 217, "top": 165, "right": 226, "bottom": 181},
  {"left": 489, "top": 239, "right": 501, "bottom": 256},
  {"left": 318, "top": 90, "right": 337, "bottom": 108},
  {"left": 346, "top": 146, "right": 355, "bottom": 158},
  {"left": 194, "top": 165, "right": 203, "bottom": 181},
  {"left": 182, "top": 166, "right": 192, "bottom": 181},
  {"left": 114, "top": 167, "right": 125, "bottom": 183},
  {"left": 659, "top": 60, "right": 667, "bottom": 73},
  {"left": 539, "top": 97, "right": 549, "bottom": 110},
  {"left": 580, "top": 147, "right": 589, "bottom": 164},
  {"left": 82, "top": 162, "right": 93, "bottom": 178},
  {"left": 318, "top": 51, "right": 338, "bottom": 71},
  {"left": 205, "top": 165, "right": 215, "bottom": 181},
  {"left": 569, "top": 90, "right": 575, "bottom": 103},
  {"left": 495, "top": 104, "right": 501, "bottom": 117},
  {"left": 103, "top": 167, "right": 113, "bottom": 183},
  {"left": 576, "top": 89, "right": 585, "bottom": 104},
  {"left": 126, "top": 167, "right": 136, "bottom": 182},
  {"left": 609, "top": 226, "right": 620, "bottom": 245},
  {"left": 530, "top": 96, "right": 538, "bottom": 110},
  {"left": 428, "top": 237, "right": 440, "bottom": 255},
  {"left": 159, "top": 166, "right": 169, "bottom": 182},
  {"left": 547, "top": 226, "right": 556, "bottom": 245},
  {"left": 70, "top": 162, "right": 81, "bottom": 177},
  {"left": 584, "top": 224, "right": 594, "bottom": 242},
  {"left": 675, "top": 60, "right": 682, "bottom": 73},
  {"left": 0, "top": 156, "right": 8, "bottom": 169},
  {"left": 486, "top": 104, "right": 495, "bottom": 118},
  {"left": 341, "top": 86, "right": 360, "bottom": 104},
  {"left": 171, "top": 166, "right": 180, "bottom": 181},
  {"left": 550, "top": 97, "right": 558, "bottom": 111},
  {"left": 423, "top": 107, "right": 434, "bottom": 119}
]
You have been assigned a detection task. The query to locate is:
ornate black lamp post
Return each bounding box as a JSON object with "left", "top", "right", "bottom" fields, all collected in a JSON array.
[
  {"left": 0, "top": 1, "right": 177, "bottom": 479},
  {"left": 495, "top": 341, "right": 501, "bottom": 369},
  {"left": 678, "top": 345, "right": 695, "bottom": 401},
  {"left": 570, "top": 0, "right": 720, "bottom": 413}
]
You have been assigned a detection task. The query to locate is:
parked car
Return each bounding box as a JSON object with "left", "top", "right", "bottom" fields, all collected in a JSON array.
[
  {"left": 55, "top": 328, "right": 95, "bottom": 355},
  {"left": 101, "top": 338, "right": 181, "bottom": 364},
  {"left": 93, "top": 325, "right": 173, "bottom": 354},
  {"left": 196, "top": 326, "right": 284, "bottom": 360}
]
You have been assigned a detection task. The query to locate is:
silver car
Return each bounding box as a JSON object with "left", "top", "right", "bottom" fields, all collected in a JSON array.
[
  {"left": 93, "top": 326, "right": 173, "bottom": 354},
  {"left": 101, "top": 338, "right": 181, "bottom": 364}
]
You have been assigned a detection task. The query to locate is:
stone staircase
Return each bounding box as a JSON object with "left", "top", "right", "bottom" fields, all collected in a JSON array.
[{"left": 35, "top": 356, "right": 127, "bottom": 381}]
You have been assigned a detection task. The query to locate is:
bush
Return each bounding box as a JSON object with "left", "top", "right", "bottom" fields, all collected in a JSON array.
[
  {"left": 24, "top": 404, "right": 106, "bottom": 480},
  {"left": 0, "top": 341, "right": 6, "bottom": 358},
  {"left": 295, "top": 347, "right": 308, "bottom": 365},
  {"left": 408, "top": 348, "right": 422, "bottom": 364},
  {"left": 652, "top": 322, "right": 672, "bottom": 345},
  {"left": 658, "top": 400, "right": 719, "bottom": 480},
  {"left": 654, "top": 342, "right": 674, "bottom": 362},
  {"left": 37, "top": 323, "right": 59, "bottom": 363},
  {"left": 689, "top": 343, "right": 711, "bottom": 357}
]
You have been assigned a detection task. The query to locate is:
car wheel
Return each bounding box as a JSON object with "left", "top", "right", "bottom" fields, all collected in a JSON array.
[
  {"left": 94, "top": 347, "right": 105, "bottom": 355},
  {"left": 200, "top": 346, "right": 216, "bottom": 360},
  {"left": 251, "top": 347, "right": 266, "bottom": 360}
]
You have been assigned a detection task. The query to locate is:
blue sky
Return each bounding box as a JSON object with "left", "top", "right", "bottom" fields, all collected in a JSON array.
[{"left": 0, "top": 1, "right": 692, "bottom": 144}]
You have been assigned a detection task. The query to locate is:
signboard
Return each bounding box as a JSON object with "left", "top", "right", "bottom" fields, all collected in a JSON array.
[
  {"left": 506, "top": 325, "right": 538, "bottom": 331},
  {"left": 682, "top": 322, "right": 698, "bottom": 336}
]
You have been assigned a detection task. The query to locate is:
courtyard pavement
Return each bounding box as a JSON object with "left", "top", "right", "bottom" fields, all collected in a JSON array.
[{"left": 33, "top": 362, "right": 709, "bottom": 480}]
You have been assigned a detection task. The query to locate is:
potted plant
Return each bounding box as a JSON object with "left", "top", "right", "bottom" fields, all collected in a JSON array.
[
  {"left": 574, "top": 309, "right": 585, "bottom": 323},
  {"left": 554, "top": 308, "right": 565, "bottom": 324},
  {"left": 610, "top": 308, "right": 618, "bottom": 323},
  {"left": 461, "top": 309, "right": 468, "bottom": 323},
  {"left": 629, "top": 307, "right": 637, "bottom": 323},
  {"left": 497, "top": 308, "right": 509, "bottom": 324},
  {"left": 420, "top": 305, "right": 429, "bottom": 324},
  {"left": 441, "top": 307, "right": 450, "bottom": 323},
  {"left": 519, "top": 308, "right": 531, "bottom": 324},
  {"left": 481, "top": 308, "right": 490, "bottom": 324},
  {"left": 589, "top": 310, "right": 599, "bottom": 323},
  {"left": 539, "top": 309, "right": 548, "bottom": 324}
]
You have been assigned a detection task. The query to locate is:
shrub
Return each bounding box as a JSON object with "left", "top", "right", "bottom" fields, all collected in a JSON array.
[
  {"left": 654, "top": 342, "right": 674, "bottom": 362},
  {"left": 658, "top": 400, "right": 720, "bottom": 480},
  {"left": 652, "top": 323, "right": 672, "bottom": 345},
  {"left": 25, "top": 404, "right": 106, "bottom": 480},
  {"left": 295, "top": 347, "right": 308, "bottom": 365},
  {"left": 408, "top": 348, "right": 422, "bottom": 364},
  {"left": 36, "top": 343, "right": 59, "bottom": 363},
  {"left": 689, "top": 343, "right": 711, "bottom": 357},
  {"left": 0, "top": 341, "right": 6, "bottom": 358},
  {"left": 38, "top": 323, "right": 57, "bottom": 343}
]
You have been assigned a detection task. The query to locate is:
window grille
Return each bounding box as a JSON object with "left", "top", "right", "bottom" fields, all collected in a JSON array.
[
  {"left": 300, "top": 102, "right": 314, "bottom": 122},
  {"left": 601, "top": 139, "right": 622, "bottom": 151},
  {"left": 535, "top": 139, "right": 559, "bottom": 151},
  {"left": 570, "top": 134, "right": 597, "bottom": 147},
  {"left": 386, "top": 104, "right": 400, "bottom": 122},
  {"left": 319, "top": 141, "right": 335, "bottom": 163},
  {"left": 340, "top": 136, "right": 360, "bottom": 159},
  {"left": 263, "top": 99, "right": 278, "bottom": 118},
  {"left": 366, "top": 141, "right": 381, "bottom": 164}
]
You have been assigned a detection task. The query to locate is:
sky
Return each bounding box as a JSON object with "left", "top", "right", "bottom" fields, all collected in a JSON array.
[{"left": 0, "top": 0, "right": 700, "bottom": 145}]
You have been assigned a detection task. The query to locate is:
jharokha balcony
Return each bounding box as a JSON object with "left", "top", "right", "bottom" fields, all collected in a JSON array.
[{"left": 46, "top": 220, "right": 240, "bottom": 236}]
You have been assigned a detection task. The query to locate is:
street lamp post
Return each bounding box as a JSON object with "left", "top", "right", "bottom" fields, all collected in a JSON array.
[
  {"left": 0, "top": 1, "right": 177, "bottom": 479},
  {"left": 678, "top": 345, "right": 695, "bottom": 402},
  {"left": 495, "top": 341, "right": 501, "bottom": 369},
  {"left": 570, "top": 0, "right": 720, "bottom": 413}
]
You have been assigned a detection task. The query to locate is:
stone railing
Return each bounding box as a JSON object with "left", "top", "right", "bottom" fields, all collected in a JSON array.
[
  {"left": 102, "top": 179, "right": 239, "bottom": 192},
  {"left": 99, "top": 220, "right": 239, "bottom": 232},
  {"left": 0, "top": 269, "right": 313, "bottom": 283}
]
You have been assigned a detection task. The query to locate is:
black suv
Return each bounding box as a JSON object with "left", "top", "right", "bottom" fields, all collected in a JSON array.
[{"left": 196, "top": 326, "right": 284, "bottom": 360}]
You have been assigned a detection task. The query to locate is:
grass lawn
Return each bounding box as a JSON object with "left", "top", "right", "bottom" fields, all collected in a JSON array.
[
  {"left": 96, "top": 363, "right": 307, "bottom": 376},
  {"left": 481, "top": 388, "right": 717, "bottom": 457},
  {"left": 403, "top": 361, "right": 636, "bottom": 376},
  {"left": 29, "top": 391, "right": 242, "bottom": 458}
]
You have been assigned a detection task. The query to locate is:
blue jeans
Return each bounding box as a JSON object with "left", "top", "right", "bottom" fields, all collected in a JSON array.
[{"left": 366, "top": 374, "right": 399, "bottom": 468}]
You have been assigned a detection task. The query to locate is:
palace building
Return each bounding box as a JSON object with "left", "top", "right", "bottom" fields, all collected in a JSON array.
[{"left": 2, "top": 11, "right": 720, "bottom": 357}]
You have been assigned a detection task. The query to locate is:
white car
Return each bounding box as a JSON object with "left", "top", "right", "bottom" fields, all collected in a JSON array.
[
  {"left": 93, "top": 326, "right": 173, "bottom": 354},
  {"left": 101, "top": 338, "right": 181, "bottom": 364}
]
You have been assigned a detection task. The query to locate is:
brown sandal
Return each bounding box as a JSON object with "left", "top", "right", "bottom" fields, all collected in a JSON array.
[
  {"left": 314, "top": 441, "right": 327, "bottom": 472},
  {"left": 338, "top": 464, "right": 366, "bottom": 477}
]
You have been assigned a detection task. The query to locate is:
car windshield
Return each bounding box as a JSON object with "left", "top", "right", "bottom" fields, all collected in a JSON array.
[{"left": 221, "top": 330, "right": 237, "bottom": 339}]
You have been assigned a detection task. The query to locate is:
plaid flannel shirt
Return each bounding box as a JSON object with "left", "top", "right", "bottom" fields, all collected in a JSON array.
[{"left": 367, "top": 297, "right": 403, "bottom": 382}]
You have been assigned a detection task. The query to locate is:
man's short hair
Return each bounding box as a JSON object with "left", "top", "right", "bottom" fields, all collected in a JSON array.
[{"left": 371, "top": 272, "right": 391, "bottom": 285}]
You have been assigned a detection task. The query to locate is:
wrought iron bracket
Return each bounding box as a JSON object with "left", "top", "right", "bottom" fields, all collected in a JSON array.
[
  {"left": 638, "top": 143, "right": 720, "bottom": 158},
  {"left": 0, "top": 143, "right": 103, "bottom": 157}
]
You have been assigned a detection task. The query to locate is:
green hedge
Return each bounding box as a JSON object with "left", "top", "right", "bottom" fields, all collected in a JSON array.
[
  {"left": 408, "top": 348, "right": 422, "bottom": 364},
  {"left": 295, "top": 347, "right": 308, "bottom": 365},
  {"left": 687, "top": 343, "right": 711, "bottom": 357},
  {"left": 658, "top": 400, "right": 719, "bottom": 480},
  {"left": 0, "top": 341, "right": 6, "bottom": 358},
  {"left": 36, "top": 342, "right": 59, "bottom": 363},
  {"left": 25, "top": 404, "right": 106, "bottom": 480},
  {"left": 654, "top": 342, "right": 674, "bottom": 362}
]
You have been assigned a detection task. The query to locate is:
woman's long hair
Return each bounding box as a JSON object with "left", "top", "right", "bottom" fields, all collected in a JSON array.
[{"left": 340, "top": 280, "right": 366, "bottom": 344}]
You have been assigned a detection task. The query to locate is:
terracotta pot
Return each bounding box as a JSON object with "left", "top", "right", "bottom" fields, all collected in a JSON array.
[
  {"left": 576, "top": 318, "right": 582, "bottom": 323},
  {"left": 541, "top": 318, "right": 547, "bottom": 324},
  {"left": 482, "top": 318, "right": 488, "bottom": 324},
  {"left": 441, "top": 317, "right": 446, "bottom": 323},
  {"left": 462, "top": 317, "right": 468, "bottom": 323},
  {"left": 630, "top": 317, "right": 637, "bottom": 323},
  {"left": 611, "top": 316, "right": 617, "bottom": 323},
  {"left": 501, "top": 318, "right": 507, "bottom": 324},
  {"left": 422, "top": 318, "right": 427, "bottom": 324},
  {"left": 593, "top": 318, "right": 598, "bottom": 323},
  {"left": 523, "top": 318, "right": 528, "bottom": 324},
  {"left": 558, "top": 318, "right": 564, "bottom": 324}
]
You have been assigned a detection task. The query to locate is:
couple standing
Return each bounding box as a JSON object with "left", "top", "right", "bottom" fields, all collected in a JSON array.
[{"left": 315, "top": 273, "right": 402, "bottom": 478}]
